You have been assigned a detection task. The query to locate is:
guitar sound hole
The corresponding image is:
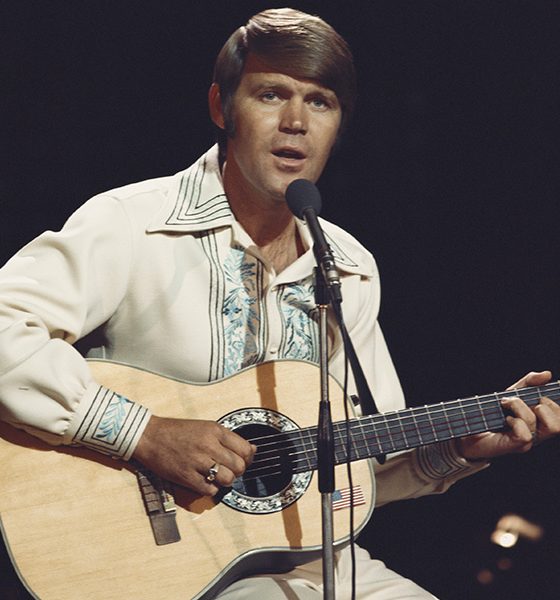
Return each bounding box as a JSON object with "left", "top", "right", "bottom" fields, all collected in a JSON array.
[{"left": 232, "top": 424, "right": 295, "bottom": 498}]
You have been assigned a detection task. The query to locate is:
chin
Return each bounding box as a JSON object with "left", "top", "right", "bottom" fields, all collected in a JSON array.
[{"left": 263, "top": 172, "right": 316, "bottom": 204}]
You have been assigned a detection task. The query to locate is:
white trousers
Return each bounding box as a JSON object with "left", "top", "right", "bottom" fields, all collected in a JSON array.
[{"left": 215, "top": 545, "right": 437, "bottom": 600}]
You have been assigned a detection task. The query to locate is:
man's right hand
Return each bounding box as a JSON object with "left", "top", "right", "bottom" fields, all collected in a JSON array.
[{"left": 132, "top": 416, "right": 256, "bottom": 496}]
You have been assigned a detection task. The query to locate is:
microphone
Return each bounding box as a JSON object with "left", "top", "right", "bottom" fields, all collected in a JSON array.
[{"left": 285, "top": 179, "right": 342, "bottom": 303}]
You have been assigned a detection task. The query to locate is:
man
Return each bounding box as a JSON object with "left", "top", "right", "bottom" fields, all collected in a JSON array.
[{"left": 0, "top": 8, "right": 558, "bottom": 599}]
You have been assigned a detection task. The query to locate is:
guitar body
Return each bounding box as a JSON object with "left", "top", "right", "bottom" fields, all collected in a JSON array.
[{"left": 0, "top": 360, "right": 375, "bottom": 600}]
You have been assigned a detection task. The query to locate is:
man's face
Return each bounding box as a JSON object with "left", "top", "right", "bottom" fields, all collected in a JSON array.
[{"left": 216, "top": 54, "right": 342, "bottom": 206}]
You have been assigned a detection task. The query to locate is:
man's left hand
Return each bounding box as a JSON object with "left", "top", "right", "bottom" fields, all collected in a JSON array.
[{"left": 457, "top": 370, "right": 560, "bottom": 461}]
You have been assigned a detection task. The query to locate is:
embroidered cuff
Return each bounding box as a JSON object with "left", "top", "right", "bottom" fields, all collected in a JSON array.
[
  {"left": 72, "top": 385, "right": 151, "bottom": 460},
  {"left": 415, "top": 439, "right": 480, "bottom": 480}
]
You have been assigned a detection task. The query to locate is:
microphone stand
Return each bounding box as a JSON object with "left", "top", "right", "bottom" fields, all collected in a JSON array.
[
  {"left": 314, "top": 258, "right": 385, "bottom": 600},
  {"left": 287, "top": 179, "right": 385, "bottom": 598},
  {"left": 314, "top": 267, "right": 336, "bottom": 600}
]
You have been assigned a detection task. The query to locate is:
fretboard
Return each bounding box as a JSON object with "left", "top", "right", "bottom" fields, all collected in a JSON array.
[{"left": 279, "top": 381, "right": 560, "bottom": 474}]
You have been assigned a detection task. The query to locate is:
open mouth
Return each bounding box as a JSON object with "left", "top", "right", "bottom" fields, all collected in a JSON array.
[{"left": 272, "top": 148, "right": 306, "bottom": 160}]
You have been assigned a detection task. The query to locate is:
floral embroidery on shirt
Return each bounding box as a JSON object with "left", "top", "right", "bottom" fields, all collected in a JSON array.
[
  {"left": 278, "top": 283, "right": 319, "bottom": 362},
  {"left": 222, "top": 246, "right": 262, "bottom": 375},
  {"left": 94, "top": 394, "right": 131, "bottom": 443},
  {"left": 73, "top": 387, "right": 151, "bottom": 460}
]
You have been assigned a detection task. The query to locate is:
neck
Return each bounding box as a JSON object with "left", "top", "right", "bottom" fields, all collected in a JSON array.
[
  {"left": 223, "top": 164, "right": 305, "bottom": 272},
  {"left": 235, "top": 203, "right": 304, "bottom": 273},
  {"left": 229, "top": 192, "right": 295, "bottom": 247}
]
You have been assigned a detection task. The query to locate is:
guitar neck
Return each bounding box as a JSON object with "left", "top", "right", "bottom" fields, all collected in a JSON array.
[
  {"left": 270, "top": 381, "right": 560, "bottom": 476},
  {"left": 337, "top": 380, "right": 560, "bottom": 463}
]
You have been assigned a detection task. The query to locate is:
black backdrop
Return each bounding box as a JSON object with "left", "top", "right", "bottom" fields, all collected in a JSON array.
[{"left": 2, "top": 1, "right": 560, "bottom": 598}]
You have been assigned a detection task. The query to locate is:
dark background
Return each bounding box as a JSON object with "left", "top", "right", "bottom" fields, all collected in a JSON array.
[{"left": 2, "top": 1, "right": 559, "bottom": 598}]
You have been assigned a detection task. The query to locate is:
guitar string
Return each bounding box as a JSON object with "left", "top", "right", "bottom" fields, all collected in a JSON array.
[
  {"left": 245, "top": 383, "right": 560, "bottom": 473},
  {"left": 237, "top": 385, "right": 560, "bottom": 482},
  {"left": 240, "top": 408, "right": 508, "bottom": 483},
  {"left": 243, "top": 382, "right": 560, "bottom": 450},
  {"left": 247, "top": 391, "right": 558, "bottom": 470},
  {"left": 244, "top": 382, "right": 560, "bottom": 455},
  {"left": 248, "top": 402, "right": 503, "bottom": 459},
  {"left": 242, "top": 411, "right": 520, "bottom": 482},
  {"left": 242, "top": 410, "right": 503, "bottom": 480},
  {"left": 239, "top": 386, "right": 560, "bottom": 483}
]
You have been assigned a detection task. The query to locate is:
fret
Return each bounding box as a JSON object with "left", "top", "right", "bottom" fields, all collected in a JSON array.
[
  {"left": 525, "top": 387, "right": 542, "bottom": 408},
  {"left": 390, "top": 413, "right": 408, "bottom": 451},
  {"left": 422, "top": 402, "right": 465, "bottom": 443},
  {"left": 440, "top": 402, "right": 454, "bottom": 438},
  {"left": 288, "top": 380, "right": 560, "bottom": 474},
  {"left": 331, "top": 422, "right": 355, "bottom": 463},
  {"left": 333, "top": 420, "right": 368, "bottom": 464},
  {"left": 458, "top": 401, "right": 472, "bottom": 435},
  {"left": 332, "top": 426, "right": 346, "bottom": 463},
  {"left": 513, "top": 385, "right": 547, "bottom": 408},
  {"left": 300, "top": 428, "right": 316, "bottom": 471},
  {"left": 361, "top": 413, "right": 391, "bottom": 456},
  {"left": 459, "top": 397, "right": 494, "bottom": 436},
  {"left": 351, "top": 419, "right": 367, "bottom": 461},
  {"left": 380, "top": 414, "right": 398, "bottom": 453},
  {"left": 425, "top": 405, "right": 439, "bottom": 442},
  {"left": 410, "top": 407, "right": 428, "bottom": 447},
  {"left": 398, "top": 410, "right": 421, "bottom": 449},
  {"left": 487, "top": 393, "right": 506, "bottom": 429},
  {"left": 363, "top": 417, "right": 384, "bottom": 457},
  {"left": 476, "top": 395, "right": 490, "bottom": 430},
  {"left": 442, "top": 401, "right": 469, "bottom": 438},
  {"left": 414, "top": 406, "right": 439, "bottom": 445}
]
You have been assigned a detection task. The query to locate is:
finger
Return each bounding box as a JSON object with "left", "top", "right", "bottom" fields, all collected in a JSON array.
[
  {"left": 507, "top": 370, "right": 552, "bottom": 391},
  {"left": 211, "top": 445, "right": 250, "bottom": 477},
  {"left": 213, "top": 464, "right": 237, "bottom": 487},
  {"left": 534, "top": 398, "right": 560, "bottom": 439},
  {"left": 220, "top": 428, "right": 257, "bottom": 464},
  {"left": 505, "top": 415, "right": 533, "bottom": 449},
  {"left": 537, "top": 396, "right": 560, "bottom": 413},
  {"left": 200, "top": 462, "right": 237, "bottom": 489},
  {"left": 195, "top": 424, "right": 253, "bottom": 469},
  {"left": 178, "top": 468, "right": 221, "bottom": 497},
  {"left": 198, "top": 478, "right": 221, "bottom": 497},
  {"left": 501, "top": 397, "right": 537, "bottom": 432}
]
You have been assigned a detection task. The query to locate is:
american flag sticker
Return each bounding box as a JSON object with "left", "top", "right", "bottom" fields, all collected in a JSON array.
[{"left": 332, "top": 485, "right": 366, "bottom": 511}]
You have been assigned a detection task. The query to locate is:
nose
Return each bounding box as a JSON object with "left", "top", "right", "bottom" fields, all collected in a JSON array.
[{"left": 279, "top": 99, "right": 307, "bottom": 135}]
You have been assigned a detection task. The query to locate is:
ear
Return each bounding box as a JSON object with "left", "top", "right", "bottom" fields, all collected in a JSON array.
[{"left": 208, "top": 83, "right": 225, "bottom": 129}]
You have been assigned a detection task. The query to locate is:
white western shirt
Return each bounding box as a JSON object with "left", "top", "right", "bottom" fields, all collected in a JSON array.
[{"left": 0, "top": 146, "right": 485, "bottom": 505}]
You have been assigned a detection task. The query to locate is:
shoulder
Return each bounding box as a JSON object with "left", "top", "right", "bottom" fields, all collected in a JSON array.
[
  {"left": 67, "top": 164, "right": 193, "bottom": 234},
  {"left": 78, "top": 146, "right": 223, "bottom": 231},
  {"left": 85, "top": 174, "right": 176, "bottom": 222}
]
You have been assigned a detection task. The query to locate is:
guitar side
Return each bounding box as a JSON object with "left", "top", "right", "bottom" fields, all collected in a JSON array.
[{"left": 0, "top": 360, "right": 375, "bottom": 600}]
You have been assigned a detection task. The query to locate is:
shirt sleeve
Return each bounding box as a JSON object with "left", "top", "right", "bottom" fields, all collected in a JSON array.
[
  {"left": 0, "top": 195, "right": 151, "bottom": 457},
  {"left": 329, "top": 257, "right": 488, "bottom": 508}
]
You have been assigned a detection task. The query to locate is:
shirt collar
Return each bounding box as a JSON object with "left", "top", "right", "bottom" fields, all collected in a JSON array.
[
  {"left": 147, "top": 145, "right": 234, "bottom": 233},
  {"left": 289, "top": 218, "right": 375, "bottom": 279},
  {"left": 147, "top": 145, "right": 374, "bottom": 278}
]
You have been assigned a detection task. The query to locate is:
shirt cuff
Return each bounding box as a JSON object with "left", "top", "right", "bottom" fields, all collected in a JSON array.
[
  {"left": 414, "top": 439, "right": 489, "bottom": 480},
  {"left": 72, "top": 384, "right": 152, "bottom": 460}
]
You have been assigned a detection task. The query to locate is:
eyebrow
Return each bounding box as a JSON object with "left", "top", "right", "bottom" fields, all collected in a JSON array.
[{"left": 248, "top": 78, "right": 339, "bottom": 100}]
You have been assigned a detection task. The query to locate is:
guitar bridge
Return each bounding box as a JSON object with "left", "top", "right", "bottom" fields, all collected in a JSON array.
[{"left": 136, "top": 467, "right": 181, "bottom": 545}]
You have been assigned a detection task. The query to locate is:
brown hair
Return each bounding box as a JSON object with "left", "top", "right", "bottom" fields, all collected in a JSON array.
[{"left": 212, "top": 8, "right": 357, "bottom": 154}]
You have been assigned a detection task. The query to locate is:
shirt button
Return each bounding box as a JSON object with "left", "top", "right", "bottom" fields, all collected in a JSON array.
[{"left": 269, "top": 347, "right": 278, "bottom": 355}]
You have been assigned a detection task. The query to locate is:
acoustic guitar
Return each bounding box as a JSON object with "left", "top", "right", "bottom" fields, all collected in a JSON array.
[{"left": 0, "top": 359, "right": 558, "bottom": 599}]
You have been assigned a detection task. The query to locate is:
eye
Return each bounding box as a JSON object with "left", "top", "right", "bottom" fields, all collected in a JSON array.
[
  {"left": 260, "top": 91, "right": 281, "bottom": 103},
  {"left": 309, "top": 96, "right": 330, "bottom": 110}
]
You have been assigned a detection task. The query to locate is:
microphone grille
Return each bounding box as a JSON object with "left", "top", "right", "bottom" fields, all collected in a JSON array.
[{"left": 285, "top": 179, "right": 322, "bottom": 218}]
